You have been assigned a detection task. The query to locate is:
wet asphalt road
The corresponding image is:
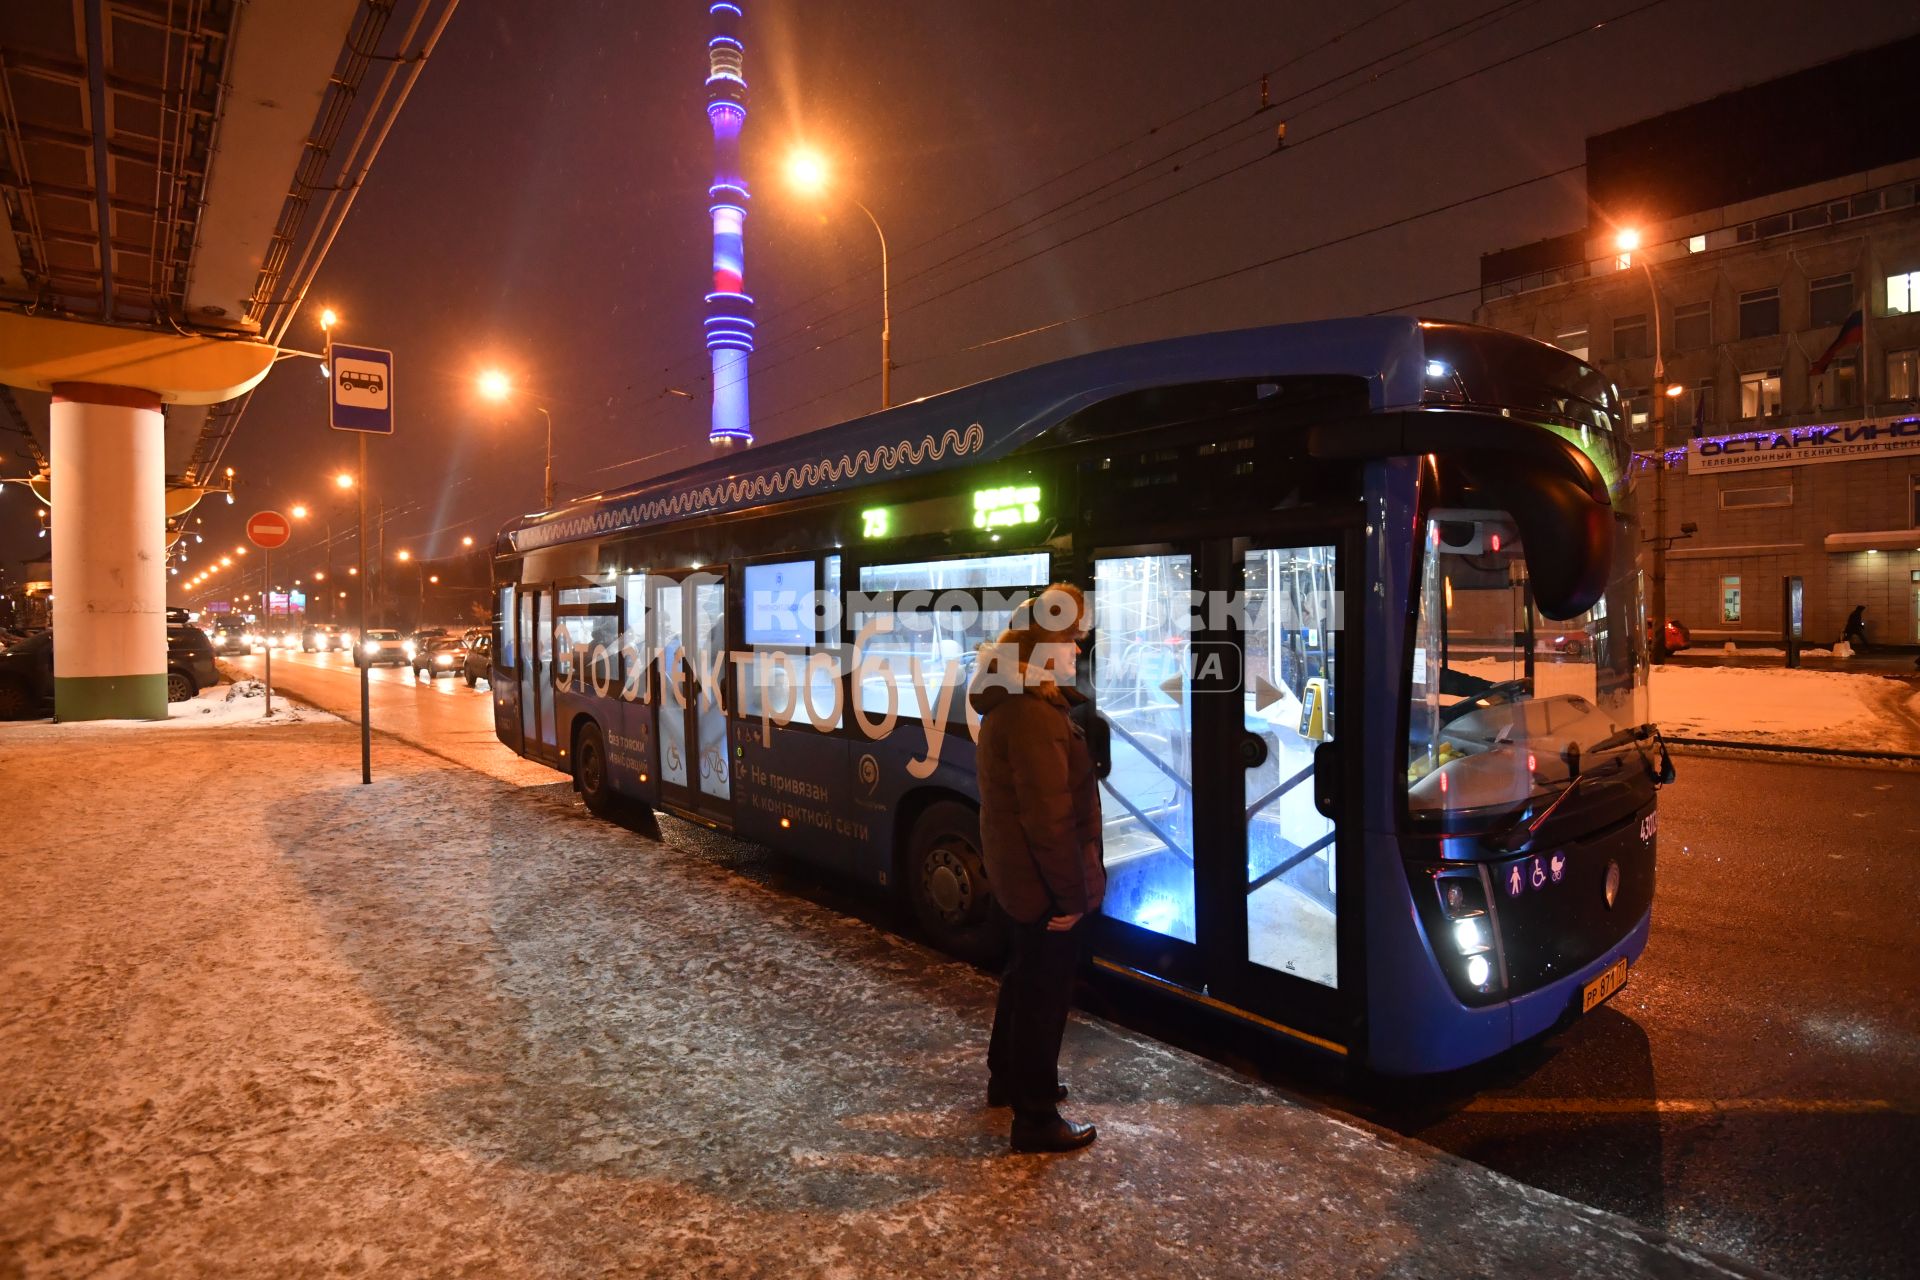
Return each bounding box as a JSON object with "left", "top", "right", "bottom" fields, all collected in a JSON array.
[{"left": 245, "top": 652, "right": 1920, "bottom": 1280}]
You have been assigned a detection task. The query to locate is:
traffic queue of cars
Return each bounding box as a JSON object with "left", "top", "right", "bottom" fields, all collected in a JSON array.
[{"left": 0, "top": 617, "right": 489, "bottom": 718}]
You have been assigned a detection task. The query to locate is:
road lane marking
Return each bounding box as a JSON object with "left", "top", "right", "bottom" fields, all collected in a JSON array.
[{"left": 1458, "top": 1097, "right": 1900, "bottom": 1115}]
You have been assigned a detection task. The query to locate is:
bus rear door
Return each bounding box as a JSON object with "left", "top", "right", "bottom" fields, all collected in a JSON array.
[{"left": 653, "top": 572, "right": 734, "bottom": 823}]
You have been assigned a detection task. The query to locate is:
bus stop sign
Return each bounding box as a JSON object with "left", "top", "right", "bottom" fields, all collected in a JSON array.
[
  {"left": 246, "top": 510, "right": 291, "bottom": 549},
  {"left": 329, "top": 342, "right": 394, "bottom": 434}
]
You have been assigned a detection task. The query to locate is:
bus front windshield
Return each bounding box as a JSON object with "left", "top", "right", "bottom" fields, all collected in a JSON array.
[{"left": 1406, "top": 507, "right": 1650, "bottom": 824}]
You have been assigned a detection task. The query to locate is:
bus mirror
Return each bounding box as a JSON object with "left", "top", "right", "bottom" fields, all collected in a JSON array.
[
  {"left": 1306, "top": 409, "right": 1613, "bottom": 619},
  {"left": 1468, "top": 461, "right": 1612, "bottom": 620}
]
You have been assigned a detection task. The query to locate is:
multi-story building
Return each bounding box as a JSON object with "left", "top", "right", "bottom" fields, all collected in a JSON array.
[{"left": 1476, "top": 35, "right": 1920, "bottom": 652}]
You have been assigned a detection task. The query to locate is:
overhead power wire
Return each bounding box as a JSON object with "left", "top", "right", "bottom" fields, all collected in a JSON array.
[
  {"left": 616, "top": 0, "right": 1668, "bottom": 452},
  {"left": 693, "top": 0, "right": 1657, "bottom": 409},
  {"left": 952, "top": 162, "right": 1586, "bottom": 354},
  {"left": 636, "top": 0, "right": 1451, "bottom": 396}
]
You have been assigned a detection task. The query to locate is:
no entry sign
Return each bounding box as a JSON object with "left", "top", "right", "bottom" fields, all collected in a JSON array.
[{"left": 246, "top": 510, "right": 292, "bottom": 549}]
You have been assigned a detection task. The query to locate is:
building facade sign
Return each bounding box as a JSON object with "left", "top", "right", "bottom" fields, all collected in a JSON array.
[{"left": 1686, "top": 414, "right": 1920, "bottom": 474}]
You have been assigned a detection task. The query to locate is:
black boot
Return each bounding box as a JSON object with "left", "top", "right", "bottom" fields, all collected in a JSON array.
[
  {"left": 987, "top": 1079, "right": 1068, "bottom": 1108},
  {"left": 1010, "top": 1114, "right": 1097, "bottom": 1154}
]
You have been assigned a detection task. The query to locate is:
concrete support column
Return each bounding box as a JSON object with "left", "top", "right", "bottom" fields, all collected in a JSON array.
[{"left": 49, "top": 382, "right": 168, "bottom": 721}]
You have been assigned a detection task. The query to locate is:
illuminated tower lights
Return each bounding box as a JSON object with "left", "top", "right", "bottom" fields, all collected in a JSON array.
[{"left": 705, "top": 0, "right": 753, "bottom": 450}]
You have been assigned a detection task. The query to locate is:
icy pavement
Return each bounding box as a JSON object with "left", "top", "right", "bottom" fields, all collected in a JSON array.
[{"left": 0, "top": 720, "right": 1767, "bottom": 1278}]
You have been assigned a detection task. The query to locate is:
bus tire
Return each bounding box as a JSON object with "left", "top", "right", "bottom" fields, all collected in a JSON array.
[
  {"left": 905, "top": 800, "right": 1003, "bottom": 964},
  {"left": 574, "top": 720, "right": 621, "bottom": 818}
]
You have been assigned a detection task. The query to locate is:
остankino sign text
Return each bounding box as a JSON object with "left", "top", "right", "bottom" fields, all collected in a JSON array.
[{"left": 1686, "top": 413, "right": 1920, "bottom": 475}]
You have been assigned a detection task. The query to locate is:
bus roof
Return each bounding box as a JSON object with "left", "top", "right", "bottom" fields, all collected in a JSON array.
[{"left": 502, "top": 317, "right": 1589, "bottom": 553}]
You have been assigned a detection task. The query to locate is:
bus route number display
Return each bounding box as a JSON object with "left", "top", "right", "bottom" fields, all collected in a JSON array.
[{"left": 858, "top": 483, "right": 1045, "bottom": 541}]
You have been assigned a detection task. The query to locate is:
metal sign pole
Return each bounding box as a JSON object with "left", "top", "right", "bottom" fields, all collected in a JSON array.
[
  {"left": 359, "top": 431, "right": 371, "bottom": 785},
  {"left": 263, "top": 545, "right": 273, "bottom": 717}
]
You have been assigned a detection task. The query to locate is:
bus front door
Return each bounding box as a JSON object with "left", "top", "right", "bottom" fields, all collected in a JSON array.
[
  {"left": 653, "top": 573, "right": 733, "bottom": 823},
  {"left": 1088, "top": 537, "right": 1352, "bottom": 1055},
  {"left": 1207, "top": 538, "right": 1350, "bottom": 1049}
]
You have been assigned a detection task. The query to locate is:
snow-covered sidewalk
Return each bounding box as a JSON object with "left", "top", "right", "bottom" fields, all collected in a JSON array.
[
  {"left": 0, "top": 678, "right": 335, "bottom": 739},
  {"left": 0, "top": 717, "right": 1762, "bottom": 1279},
  {"left": 1653, "top": 664, "right": 1920, "bottom": 753}
]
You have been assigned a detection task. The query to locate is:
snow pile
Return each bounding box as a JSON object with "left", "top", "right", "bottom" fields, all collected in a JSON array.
[
  {"left": 0, "top": 681, "right": 335, "bottom": 738},
  {"left": 1653, "top": 664, "right": 1917, "bottom": 751},
  {"left": 156, "top": 681, "right": 335, "bottom": 728}
]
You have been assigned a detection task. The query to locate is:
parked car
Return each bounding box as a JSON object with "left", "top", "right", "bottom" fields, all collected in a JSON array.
[
  {"left": 211, "top": 619, "right": 253, "bottom": 655},
  {"left": 0, "top": 626, "right": 219, "bottom": 718},
  {"left": 413, "top": 635, "right": 467, "bottom": 679},
  {"left": 463, "top": 631, "right": 492, "bottom": 687},
  {"left": 359, "top": 628, "right": 411, "bottom": 667},
  {"left": 1650, "top": 617, "right": 1691, "bottom": 654},
  {"left": 302, "top": 623, "right": 347, "bottom": 653}
]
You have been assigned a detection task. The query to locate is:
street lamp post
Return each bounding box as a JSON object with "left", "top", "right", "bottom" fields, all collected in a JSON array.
[
  {"left": 1618, "top": 229, "right": 1672, "bottom": 663},
  {"left": 476, "top": 370, "right": 556, "bottom": 509},
  {"left": 787, "top": 149, "right": 893, "bottom": 409}
]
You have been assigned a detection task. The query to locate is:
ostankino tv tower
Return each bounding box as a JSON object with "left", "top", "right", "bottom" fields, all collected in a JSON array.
[{"left": 703, "top": 0, "right": 754, "bottom": 451}]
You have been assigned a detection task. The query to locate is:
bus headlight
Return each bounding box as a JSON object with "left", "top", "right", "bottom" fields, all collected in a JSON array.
[
  {"left": 1452, "top": 915, "right": 1491, "bottom": 956},
  {"left": 1465, "top": 955, "right": 1491, "bottom": 987}
]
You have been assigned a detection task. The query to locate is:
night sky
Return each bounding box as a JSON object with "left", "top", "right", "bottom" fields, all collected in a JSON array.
[{"left": 5, "top": 0, "right": 1916, "bottom": 601}]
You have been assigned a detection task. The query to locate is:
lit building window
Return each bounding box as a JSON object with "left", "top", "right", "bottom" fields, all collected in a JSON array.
[
  {"left": 1625, "top": 387, "right": 1651, "bottom": 429},
  {"left": 1720, "top": 576, "right": 1742, "bottom": 624},
  {"left": 1738, "top": 288, "right": 1780, "bottom": 339},
  {"left": 1887, "top": 271, "right": 1920, "bottom": 315},
  {"left": 1888, "top": 348, "right": 1918, "bottom": 401},
  {"left": 1687, "top": 234, "right": 1707, "bottom": 253},
  {"left": 1740, "top": 369, "right": 1782, "bottom": 418}
]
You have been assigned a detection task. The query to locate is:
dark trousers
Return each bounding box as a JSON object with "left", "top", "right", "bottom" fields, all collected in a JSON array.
[{"left": 987, "top": 910, "right": 1081, "bottom": 1122}]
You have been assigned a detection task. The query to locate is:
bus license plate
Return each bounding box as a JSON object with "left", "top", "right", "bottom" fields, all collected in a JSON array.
[{"left": 1581, "top": 958, "right": 1628, "bottom": 1014}]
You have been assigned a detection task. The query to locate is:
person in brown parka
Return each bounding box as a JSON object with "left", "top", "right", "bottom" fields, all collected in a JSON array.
[{"left": 970, "top": 583, "right": 1105, "bottom": 1154}]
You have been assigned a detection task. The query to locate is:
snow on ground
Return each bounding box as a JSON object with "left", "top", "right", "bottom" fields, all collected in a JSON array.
[
  {"left": 0, "top": 679, "right": 335, "bottom": 739},
  {"left": 1652, "top": 664, "right": 1920, "bottom": 752},
  {"left": 0, "top": 716, "right": 1761, "bottom": 1279}
]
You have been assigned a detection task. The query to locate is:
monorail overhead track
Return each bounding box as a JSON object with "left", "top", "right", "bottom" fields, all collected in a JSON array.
[{"left": 0, "top": 0, "right": 458, "bottom": 491}]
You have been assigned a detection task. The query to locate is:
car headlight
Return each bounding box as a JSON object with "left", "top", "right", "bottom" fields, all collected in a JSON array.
[
  {"left": 404, "top": 642, "right": 417, "bottom": 657},
  {"left": 436, "top": 654, "right": 452, "bottom": 665},
  {"left": 364, "top": 640, "right": 378, "bottom": 655}
]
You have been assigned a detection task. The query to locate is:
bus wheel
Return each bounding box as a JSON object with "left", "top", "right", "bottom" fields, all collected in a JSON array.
[
  {"left": 906, "top": 801, "right": 1002, "bottom": 963},
  {"left": 574, "top": 721, "right": 621, "bottom": 818}
]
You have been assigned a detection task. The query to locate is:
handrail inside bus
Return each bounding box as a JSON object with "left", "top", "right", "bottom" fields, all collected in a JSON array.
[{"left": 1098, "top": 778, "right": 1193, "bottom": 869}]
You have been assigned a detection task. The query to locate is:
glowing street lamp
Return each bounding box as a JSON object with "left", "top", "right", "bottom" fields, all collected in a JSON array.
[
  {"left": 396, "top": 549, "right": 411, "bottom": 562},
  {"left": 476, "top": 368, "right": 556, "bottom": 509},
  {"left": 290, "top": 504, "right": 308, "bottom": 519},
  {"left": 1615, "top": 223, "right": 1674, "bottom": 660},
  {"left": 462, "top": 535, "right": 474, "bottom": 548},
  {"left": 787, "top": 146, "right": 892, "bottom": 408},
  {"left": 334, "top": 471, "right": 354, "bottom": 490}
]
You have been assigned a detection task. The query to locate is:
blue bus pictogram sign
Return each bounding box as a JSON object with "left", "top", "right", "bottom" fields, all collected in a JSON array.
[{"left": 329, "top": 343, "right": 394, "bottom": 434}]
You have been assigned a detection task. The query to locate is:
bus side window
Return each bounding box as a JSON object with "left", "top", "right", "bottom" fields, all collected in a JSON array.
[
  {"left": 622, "top": 573, "right": 648, "bottom": 698},
  {"left": 852, "top": 552, "right": 1049, "bottom": 721},
  {"left": 497, "top": 586, "right": 516, "bottom": 669}
]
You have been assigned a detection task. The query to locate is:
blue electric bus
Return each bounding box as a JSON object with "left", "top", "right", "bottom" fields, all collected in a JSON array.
[{"left": 488, "top": 317, "right": 1668, "bottom": 1074}]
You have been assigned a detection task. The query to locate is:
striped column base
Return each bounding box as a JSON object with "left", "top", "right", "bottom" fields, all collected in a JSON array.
[{"left": 54, "top": 674, "right": 168, "bottom": 722}]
